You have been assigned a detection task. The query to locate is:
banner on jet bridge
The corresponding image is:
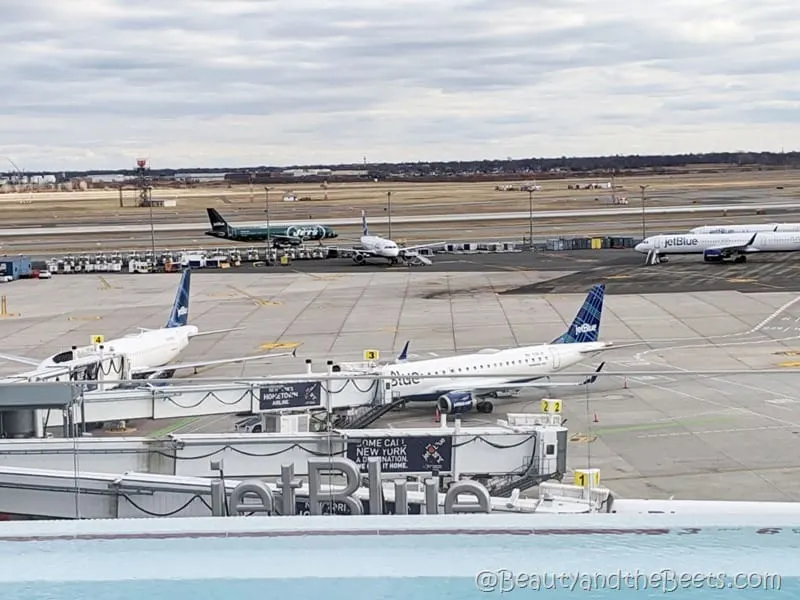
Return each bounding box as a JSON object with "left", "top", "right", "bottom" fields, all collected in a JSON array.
[
  {"left": 257, "top": 382, "right": 322, "bottom": 411},
  {"left": 346, "top": 435, "right": 453, "bottom": 473}
]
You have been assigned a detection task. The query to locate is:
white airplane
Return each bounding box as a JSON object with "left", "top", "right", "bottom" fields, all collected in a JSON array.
[
  {"left": 0, "top": 269, "right": 297, "bottom": 379},
  {"left": 635, "top": 232, "right": 800, "bottom": 265},
  {"left": 690, "top": 223, "right": 800, "bottom": 234},
  {"left": 376, "top": 284, "right": 610, "bottom": 414},
  {"left": 342, "top": 210, "right": 447, "bottom": 265}
]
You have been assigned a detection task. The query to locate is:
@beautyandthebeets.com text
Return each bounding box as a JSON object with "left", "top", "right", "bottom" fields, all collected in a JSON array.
[{"left": 474, "top": 568, "right": 782, "bottom": 593}]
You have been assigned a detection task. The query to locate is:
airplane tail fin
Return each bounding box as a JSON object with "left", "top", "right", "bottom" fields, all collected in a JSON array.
[
  {"left": 552, "top": 283, "right": 605, "bottom": 344},
  {"left": 165, "top": 269, "right": 191, "bottom": 328},
  {"left": 397, "top": 341, "right": 409, "bottom": 362},
  {"left": 207, "top": 208, "right": 230, "bottom": 236},
  {"left": 361, "top": 209, "right": 369, "bottom": 236}
]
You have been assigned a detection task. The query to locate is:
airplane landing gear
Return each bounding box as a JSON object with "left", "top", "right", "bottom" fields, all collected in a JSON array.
[{"left": 734, "top": 255, "right": 747, "bottom": 263}]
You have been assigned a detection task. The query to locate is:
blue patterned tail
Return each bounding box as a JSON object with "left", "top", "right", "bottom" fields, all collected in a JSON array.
[
  {"left": 551, "top": 283, "right": 605, "bottom": 344},
  {"left": 165, "top": 269, "right": 191, "bottom": 328}
]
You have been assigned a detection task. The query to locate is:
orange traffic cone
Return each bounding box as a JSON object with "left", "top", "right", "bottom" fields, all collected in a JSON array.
[
  {"left": 434, "top": 408, "right": 440, "bottom": 423},
  {"left": 593, "top": 412, "right": 599, "bottom": 423}
]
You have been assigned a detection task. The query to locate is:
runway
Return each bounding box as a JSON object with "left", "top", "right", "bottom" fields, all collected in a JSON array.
[
  {"left": 3, "top": 202, "right": 800, "bottom": 238},
  {"left": 12, "top": 210, "right": 800, "bottom": 255}
]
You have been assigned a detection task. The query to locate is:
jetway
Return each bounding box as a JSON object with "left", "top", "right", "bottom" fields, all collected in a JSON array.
[
  {"left": 0, "top": 414, "right": 567, "bottom": 495},
  {"left": 1, "top": 365, "right": 387, "bottom": 438}
]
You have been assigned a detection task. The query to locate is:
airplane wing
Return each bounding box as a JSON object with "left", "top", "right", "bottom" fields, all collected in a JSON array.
[
  {"left": 706, "top": 233, "right": 758, "bottom": 255},
  {"left": 189, "top": 327, "right": 245, "bottom": 338},
  {"left": 0, "top": 352, "right": 41, "bottom": 367},
  {"left": 130, "top": 349, "right": 298, "bottom": 375},
  {"left": 269, "top": 234, "right": 303, "bottom": 245},
  {"left": 578, "top": 342, "right": 614, "bottom": 353},
  {"left": 399, "top": 242, "right": 448, "bottom": 253},
  {"left": 329, "top": 247, "right": 381, "bottom": 256},
  {"left": 436, "top": 362, "right": 606, "bottom": 395}
]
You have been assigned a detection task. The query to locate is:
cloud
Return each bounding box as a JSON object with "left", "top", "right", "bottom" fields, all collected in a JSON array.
[{"left": 3, "top": 0, "right": 800, "bottom": 170}]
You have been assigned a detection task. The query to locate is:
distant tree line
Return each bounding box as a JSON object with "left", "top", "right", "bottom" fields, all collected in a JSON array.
[{"left": 14, "top": 151, "right": 800, "bottom": 181}]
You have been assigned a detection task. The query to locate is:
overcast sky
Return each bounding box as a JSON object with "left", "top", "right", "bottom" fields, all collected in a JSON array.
[{"left": 4, "top": 0, "right": 800, "bottom": 171}]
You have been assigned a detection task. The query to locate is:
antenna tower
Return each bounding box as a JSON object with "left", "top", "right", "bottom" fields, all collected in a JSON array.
[{"left": 136, "top": 158, "right": 151, "bottom": 207}]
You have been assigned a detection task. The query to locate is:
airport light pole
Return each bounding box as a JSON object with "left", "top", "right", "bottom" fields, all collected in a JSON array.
[
  {"left": 639, "top": 184, "right": 649, "bottom": 239},
  {"left": 264, "top": 187, "right": 271, "bottom": 258},
  {"left": 147, "top": 186, "right": 156, "bottom": 268},
  {"left": 528, "top": 189, "right": 534, "bottom": 250},
  {"left": 387, "top": 191, "right": 392, "bottom": 239}
]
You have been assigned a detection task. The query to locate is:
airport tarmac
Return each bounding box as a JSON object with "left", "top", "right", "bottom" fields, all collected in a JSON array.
[
  {"left": 2, "top": 271, "right": 800, "bottom": 501},
  {"left": 504, "top": 251, "right": 800, "bottom": 294}
]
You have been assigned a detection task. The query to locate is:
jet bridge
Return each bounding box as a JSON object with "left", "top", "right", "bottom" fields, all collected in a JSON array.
[
  {"left": 10, "top": 363, "right": 386, "bottom": 437},
  {"left": 0, "top": 414, "right": 566, "bottom": 494}
]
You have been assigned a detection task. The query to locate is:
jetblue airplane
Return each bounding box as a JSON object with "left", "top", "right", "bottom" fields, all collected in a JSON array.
[
  {"left": 0, "top": 269, "right": 296, "bottom": 379},
  {"left": 377, "top": 284, "right": 610, "bottom": 414},
  {"left": 691, "top": 223, "right": 800, "bottom": 234},
  {"left": 635, "top": 232, "right": 800, "bottom": 265}
]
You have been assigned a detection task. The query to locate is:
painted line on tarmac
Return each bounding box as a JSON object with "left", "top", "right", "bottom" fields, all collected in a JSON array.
[
  {"left": 633, "top": 293, "right": 800, "bottom": 362},
  {"left": 583, "top": 416, "right": 736, "bottom": 437},
  {"left": 637, "top": 424, "right": 789, "bottom": 439},
  {"left": 616, "top": 364, "right": 800, "bottom": 429}
]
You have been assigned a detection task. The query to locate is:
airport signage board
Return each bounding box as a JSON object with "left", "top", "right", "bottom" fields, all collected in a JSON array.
[
  {"left": 257, "top": 381, "right": 322, "bottom": 411},
  {"left": 346, "top": 435, "right": 453, "bottom": 473}
]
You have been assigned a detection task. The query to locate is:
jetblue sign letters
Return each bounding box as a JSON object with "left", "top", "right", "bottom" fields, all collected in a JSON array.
[
  {"left": 664, "top": 237, "right": 699, "bottom": 248},
  {"left": 258, "top": 382, "right": 322, "bottom": 411},
  {"left": 346, "top": 435, "right": 453, "bottom": 473},
  {"left": 390, "top": 370, "right": 420, "bottom": 387},
  {"left": 210, "top": 459, "right": 491, "bottom": 517}
]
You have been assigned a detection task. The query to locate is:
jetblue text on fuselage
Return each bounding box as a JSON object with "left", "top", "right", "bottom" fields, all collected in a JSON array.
[
  {"left": 664, "top": 237, "right": 699, "bottom": 248},
  {"left": 390, "top": 370, "right": 421, "bottom": 387}
]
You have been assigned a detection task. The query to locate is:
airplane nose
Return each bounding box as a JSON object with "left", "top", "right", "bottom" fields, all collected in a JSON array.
[{"left": 634, "top": 243, "right": 645, "bottom": 252}]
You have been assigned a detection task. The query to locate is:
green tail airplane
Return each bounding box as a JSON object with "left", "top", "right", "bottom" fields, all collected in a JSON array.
[{"left": 205, "top": 208, "right": 339, "bottom": 247}]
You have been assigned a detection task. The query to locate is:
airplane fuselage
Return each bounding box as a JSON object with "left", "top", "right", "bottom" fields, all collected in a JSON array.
[
  {"left": 206, "top": 225, "right": 337, "bottom": 244},
  {"left": 39, "top": 325, "right": 198, "bottom": 375},
  {"left": 353, "top": 235, "right": 400, "bottom": 263},
  {"left": 691, "top": 223, "right": 800, "bottom": 234},
  {"left": 636, "top": 233, "right": 800, "bottom": 256},
  {"left": 379, "top": 341, "right": 606, "bottom": 401}
]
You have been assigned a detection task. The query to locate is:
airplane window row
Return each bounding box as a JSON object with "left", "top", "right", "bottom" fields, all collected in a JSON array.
[{"left": 423, "top": 355, "right": 546, "bottom": 376}]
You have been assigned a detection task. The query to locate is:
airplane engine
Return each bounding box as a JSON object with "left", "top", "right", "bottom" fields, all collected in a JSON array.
[
  {"left": 703, "top": 249, "right": 723, "bottom": 262},
  {"left": 437, "top": 391, "right": 474, "bottom": 414},
  {"left": 353, "top": 253, "right": 366, "bottom": 264}
]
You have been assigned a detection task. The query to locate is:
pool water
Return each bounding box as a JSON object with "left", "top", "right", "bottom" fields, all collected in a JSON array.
[
  {"left": 3, "top": 577, "right": 798, "bottom": 600},
  {"left": 1, "top": 528, "right": 796, "bottom": 599}
]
